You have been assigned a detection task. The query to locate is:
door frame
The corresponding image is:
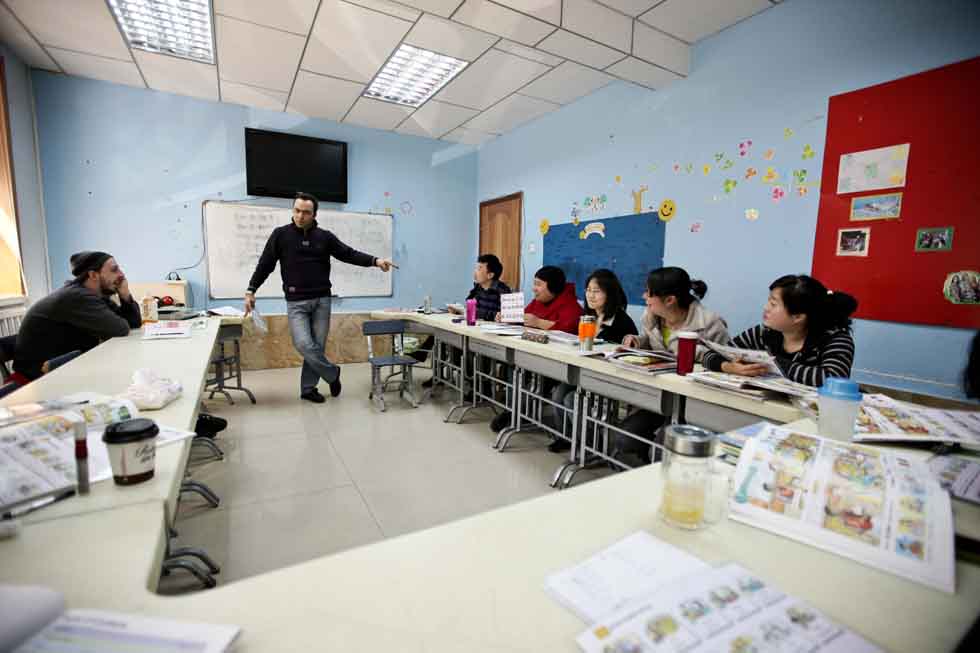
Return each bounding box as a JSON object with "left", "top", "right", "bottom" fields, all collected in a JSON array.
[{"left": 479, "top": 192, "right": 523, "bottom": 291}]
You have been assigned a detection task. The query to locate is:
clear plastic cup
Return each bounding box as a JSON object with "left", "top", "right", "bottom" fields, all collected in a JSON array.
[{"left": 817, "top": 378, "right": 862, "bottom": 442}]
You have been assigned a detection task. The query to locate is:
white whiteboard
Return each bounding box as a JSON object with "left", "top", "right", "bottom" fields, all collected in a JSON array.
[{"left": 204, "top": 201, "right": 393, "bottom": 299}]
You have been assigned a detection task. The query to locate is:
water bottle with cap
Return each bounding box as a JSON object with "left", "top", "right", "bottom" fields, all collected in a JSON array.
[
  {"left": 818, "top": 378, "right": 862, "bottom": 442},
  {"left": 659, "top": 425, "right": 728, "bottom": 530}
]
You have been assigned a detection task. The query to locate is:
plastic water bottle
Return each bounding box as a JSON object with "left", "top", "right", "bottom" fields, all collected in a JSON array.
[{"left": 465, "top": 299, "right": 477, "bottom": 325}]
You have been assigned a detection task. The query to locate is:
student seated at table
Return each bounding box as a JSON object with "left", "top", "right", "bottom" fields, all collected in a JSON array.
[
  {"left": 411, "top": 254, "right": 511, "bottom": 374},
  {"left": 614, "top": 267, "right": 730, "bottom": 464},
  {"left": 505, "top": 265, "right": 583, "bottom": 334},
  {"left": 12, "top": 251, "right": 142, "bottom": 382},
  {"left": 489, "top": 265, "right": 583, "bottom": 432},
  {"left": 701, "top": 274, "right": 857, "bottom": 387},
  {"left": 547, "top": 269, "right": 638, "bottom": 452}
]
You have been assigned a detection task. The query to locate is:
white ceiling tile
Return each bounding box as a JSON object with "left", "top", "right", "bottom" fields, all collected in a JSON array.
[
  {"left": 343, "top": 97, "right": 413, "bottom": 130},
  {"left": 494, "top": 0, "right": 562, "bottom": 24},
  {"left": 303, "top": 0, "right": 412, "bottom": 83},
  {"left": 605, "top": 55, "right": 681, "bottom": 89},
  {"left": 494, "top": 40, "right": 563, "bottom": 67},
  {"left": 404, "top": 14, "right": 498, "bottom": 61},
  {"left": 537, "top": 29, "right": 624, "bottom": 68},
  {"left": 0, "top": 4, "right": 59, "bottom": 71},
  {"left": 47, "top": 48, "right": 144, "bottom": 88},
  {"left": 344, "top": 0, "right": 422, "bottom": 21},
  {"left": 396, "top": 100, "right": 478, "bottom": 137},
  {"left": 464, "top": 93, "right": 558, "bottom": 133},
  {"left": 632, "top": 20, "right": 689, "bottom": 75},
  {"left": 561, "top": 0, "right": 632, "bottom": 52},
  {"left": 6, "top": 0, "right": 131, "bottom": 60},
  {"left": 134, "top": 51, "right": 218, "bottom": 101},
  {"left": 453, "top": 0, "right": 555, "bottom": 47},
  {"left": 220, "top": 80, "right": 289, "bottom": 111},
  {"left": 594, "top": 0, "right": 659, "bottom": 17},
  {"left": 443, "top": 126, "right": 496, "bottom": 145},
  {"left": 434, "top": 48, "right": 548, "bottom": 110},
  {"left": 287, "top": 70, "right": 364, "bottom": 121},
  {"left": 519, "top": 61, "right": 612, "bottom": 104},
  {"left": 392, "top": 0, "right": 463, "bottom": 17},
  {"left": 640, "top": 0, "right": 772, "bottom": 43},
  {"left": 217, "top": 15, "right": 306, "bottom": 91},
  {"left": 214, "top": 0, "right": 319, "bottom": 35}
]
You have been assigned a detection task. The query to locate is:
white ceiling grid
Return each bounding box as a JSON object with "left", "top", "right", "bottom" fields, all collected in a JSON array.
[{"left": 0, "top": 0, "right": 778, "bottom": 144}]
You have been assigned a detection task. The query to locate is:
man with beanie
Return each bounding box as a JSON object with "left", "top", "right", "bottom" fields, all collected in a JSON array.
[
  {"left": 244, "top": 192, "right": 395, "bottom": 403},
  {"left": 13, "top": 251, "right": 142, "bottom": 381}
]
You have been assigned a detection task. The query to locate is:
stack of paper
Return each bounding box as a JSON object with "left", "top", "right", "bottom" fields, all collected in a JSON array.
[
  {"left": 929, "top": 456, "right": 980, "bottom": 505},
  {"left": 142, "top": 321, "right": 193, "bottom": 339},
  {"left": 730, "top": 424, "right": 955, "bottom": 592}
]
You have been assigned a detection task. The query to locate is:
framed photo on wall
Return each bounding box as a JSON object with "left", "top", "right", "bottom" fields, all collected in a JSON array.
[
  {"left": 836, "top": 227, "right": 871, "bottom": 257},
  {"left": 849, "top": 192, "right": 903, "bottom": 221},
  {"left": 915, "top": 227, "right": 953, "bottom": 252}
]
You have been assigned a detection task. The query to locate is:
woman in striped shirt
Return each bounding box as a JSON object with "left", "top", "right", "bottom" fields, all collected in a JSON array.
[{"left": 703, "top": 274, "right": 858, "bottom": 387}]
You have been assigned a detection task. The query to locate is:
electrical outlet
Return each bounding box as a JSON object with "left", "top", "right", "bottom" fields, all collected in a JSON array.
[{"left": 528, "top": 243, "right": 536, "bottom": 253}]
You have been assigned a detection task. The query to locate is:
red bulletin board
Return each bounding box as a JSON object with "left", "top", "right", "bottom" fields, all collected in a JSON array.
[{"left": 811, "top": 56, "right": 980, "bottom": 329}]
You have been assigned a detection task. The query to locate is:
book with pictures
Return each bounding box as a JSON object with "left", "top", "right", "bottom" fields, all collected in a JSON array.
[
  {"left": 577, "top": 563, "right": 881, "bottom": 653},
  {"left": 929, "top": 456, "right": 980, "bottom": 506},
  {"left": 729, "top": 424, "right": 955, "bottom": 592},
  {"left": 579, "top": 347, "right": 677, "bottom": 375},
  {"left": 700, "top": 340, "right": 783, "bottom": 376},
  {"left": 854, "top": 393, "right": 980, "bottom": 446}
]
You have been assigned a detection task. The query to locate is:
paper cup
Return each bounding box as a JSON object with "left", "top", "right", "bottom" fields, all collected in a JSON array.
[{"left": 103, "top": 418, "right": 159, "bottom": 485}]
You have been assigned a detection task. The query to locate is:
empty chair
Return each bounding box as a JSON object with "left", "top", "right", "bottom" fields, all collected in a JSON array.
[{"left": 362, "top": 319, "right": 419, "bottom": 412}]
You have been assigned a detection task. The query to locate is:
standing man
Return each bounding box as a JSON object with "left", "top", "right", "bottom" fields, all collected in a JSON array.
[
  {"left": 245, "top": 192, "right": 395, "bottom": 403},
  {"left": 13, "top": 251, "right": 142, "bottom": 382}
]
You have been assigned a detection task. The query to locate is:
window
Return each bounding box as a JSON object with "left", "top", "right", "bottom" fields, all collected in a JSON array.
[{"left": 0, "top": 57, "right": 26, "bottom": 302}]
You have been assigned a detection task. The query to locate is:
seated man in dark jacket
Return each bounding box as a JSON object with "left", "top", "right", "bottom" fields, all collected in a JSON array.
[{"left": 13, "top": 251, "right": 142, "bottom": 381}]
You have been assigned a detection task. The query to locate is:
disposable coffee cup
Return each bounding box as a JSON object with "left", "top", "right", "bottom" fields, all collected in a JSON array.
[
  {"left": 817, "top": 378, "right": 862, "bottom": 442},
  {"left": 103, "top": 418, "right": 159, "bottom": 485},
  {"left": 675, "top": 331, "right": 698, "bottom": 376}
]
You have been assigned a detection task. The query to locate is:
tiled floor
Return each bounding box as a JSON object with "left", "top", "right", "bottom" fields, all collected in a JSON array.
[{"left": 159, "top": 363, "right": 612, "bottom": 593}]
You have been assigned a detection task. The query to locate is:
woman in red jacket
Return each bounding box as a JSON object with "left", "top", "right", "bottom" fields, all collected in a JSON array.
[{"left": 522, "top": 266, "right": 583, "bottom": 334}]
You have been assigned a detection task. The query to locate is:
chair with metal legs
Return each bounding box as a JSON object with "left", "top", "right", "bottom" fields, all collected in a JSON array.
[{"left": 363, "top": 319, "right": 420, "bottom": 412}]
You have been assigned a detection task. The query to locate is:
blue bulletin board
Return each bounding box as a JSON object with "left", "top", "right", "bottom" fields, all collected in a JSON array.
[{"left": 543, "top": 211, "right": 665, "bottom": 305}]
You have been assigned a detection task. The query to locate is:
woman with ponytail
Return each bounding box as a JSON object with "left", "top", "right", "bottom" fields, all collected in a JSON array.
[
  {"left": 614, "top": 267, "right": 730, "bottom": 465},
  {"left": 622, "top": 267, "right": 730, "bottom": 356},
  {"left": 703, "top": 274, "right": 858, "bottom": 387}
]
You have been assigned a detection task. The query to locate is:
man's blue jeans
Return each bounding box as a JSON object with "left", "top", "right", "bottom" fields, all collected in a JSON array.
[{"left": 286, "top": 296, "right": 339, "bottom": 393}]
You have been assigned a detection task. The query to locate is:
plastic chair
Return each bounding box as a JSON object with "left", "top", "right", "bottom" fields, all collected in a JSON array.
[{"left": 363, "top": 320, "right": 419, "bottom": 412}]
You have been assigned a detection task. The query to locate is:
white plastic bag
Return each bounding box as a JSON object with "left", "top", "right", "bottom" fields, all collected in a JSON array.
[
  {"left": 120, "top": 369, "right": 183, "bottom": 410},
  {"left": 249, "top": 307, "right": 268, "bottom": 335}
]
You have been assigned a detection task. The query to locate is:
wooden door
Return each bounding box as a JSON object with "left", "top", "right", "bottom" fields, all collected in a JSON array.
[{"left": 479, "top": 193, "right": 522, "bottom": 290}]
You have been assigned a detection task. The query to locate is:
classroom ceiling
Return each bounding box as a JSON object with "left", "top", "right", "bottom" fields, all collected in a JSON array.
[{"left": 0, "top": 0, "right": 778, "bottom": 145}]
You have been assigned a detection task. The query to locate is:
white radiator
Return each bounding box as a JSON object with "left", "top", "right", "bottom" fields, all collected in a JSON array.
[{"left": 0, "top": 306, "right": 25, "bottom": 337}]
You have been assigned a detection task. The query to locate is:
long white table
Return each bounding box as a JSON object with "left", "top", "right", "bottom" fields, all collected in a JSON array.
[{"left": 0, "top": 318, "right": 221, "bottom": 524}]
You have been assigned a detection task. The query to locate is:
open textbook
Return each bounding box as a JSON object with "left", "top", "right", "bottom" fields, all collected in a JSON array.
[
  {"left": 578, "top": 347, "right": 677, "bottom": 375},
  {"left": 688, "top": 371, "right": 817, "bottom": 401},
  {"left": 700, "top": 341, "right": 782, "bottom": 376},
  {"left": 1, "top": 585, "right": 239, "bottom": 653},
  {"left": 0, "top": 396, "right": 195, "bottom": 513},
  {"left": 576, "top": 563, "right": 880, "bottom": 653},
  {"left": 854, "top": 393, "right": 980, "bottom": 446},
  {"left": 730, "top": 424, "right": 955, "bottom": 592}
]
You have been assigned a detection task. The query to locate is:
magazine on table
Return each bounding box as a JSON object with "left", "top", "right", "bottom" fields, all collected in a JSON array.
[
  {"left": 854, "top": 394, "right": 980, "bottom": 446},
  {"left": 729, "top": 424, "right": 955, "bottom": 593},
  {"left": 700, "top": 340, "right": 783, "bottom": 376},
  {"left": 577, "top": 347, "right": 676, "bottom": 374},
  {"left": 577, "top": 563, "right": 880, "bottom": 653},
  {"left": 0, "top": 396, "right": 194, "bottom": 513}
]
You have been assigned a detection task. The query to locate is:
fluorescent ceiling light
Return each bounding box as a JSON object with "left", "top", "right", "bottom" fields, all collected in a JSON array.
[
  {"left": 364, "top": 44, "right": 468, "bottom": 108},
  {"left": 108, "top": 0, "right": 215, "bottom": 64}
]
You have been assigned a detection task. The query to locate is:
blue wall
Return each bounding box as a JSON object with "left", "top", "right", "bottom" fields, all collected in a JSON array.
[
  {"left": 2, "top": 44, "right": 49, "bottom": 300},
  {"left": 31, "top": 71, "right": 477, "bottom": 315},
  {"left": 478, "top": 0, "right": 980, "bottom": 399}
]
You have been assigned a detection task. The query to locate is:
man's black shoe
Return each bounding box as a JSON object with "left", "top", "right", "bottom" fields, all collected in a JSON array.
[{"left": 301, "top": 389, "right": 326, "bottom": 403}]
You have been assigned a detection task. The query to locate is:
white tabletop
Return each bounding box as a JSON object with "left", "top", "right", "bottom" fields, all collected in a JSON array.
[
  {"left": 2, "top": 463, "right": 977, "bottom": 653},
  {"left": 1, "top": 319, "right": 221, "bottom": 524},
  {"left": 371, "top": 312, "right": 804, "bottom": 424}
]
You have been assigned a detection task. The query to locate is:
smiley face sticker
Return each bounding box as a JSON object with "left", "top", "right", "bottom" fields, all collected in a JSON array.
[{"left": 658, "top": 199, "right": 677, "bottom": 222}]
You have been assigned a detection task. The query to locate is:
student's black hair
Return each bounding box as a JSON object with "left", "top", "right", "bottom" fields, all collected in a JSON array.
[
  {"left": 965, "top": 330, "right": 980, "bottom": 399},
  {"left": 646, "top": 267, "right": 707, "bottom": 310},
  {"left": 294, "top": 191, "right": 319, "bottom": 215},
  {"left": 477, "top": 254, "right": 503, "bottom": 280},
  {"left": 584, "top": 268, "right": 628, "bottom": 318},
  {"left": 769, "top": 274, "right": 858, "bottom": 335},
  {"left": 534, "top": 265, "right": 566, "bottom": 296}
]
